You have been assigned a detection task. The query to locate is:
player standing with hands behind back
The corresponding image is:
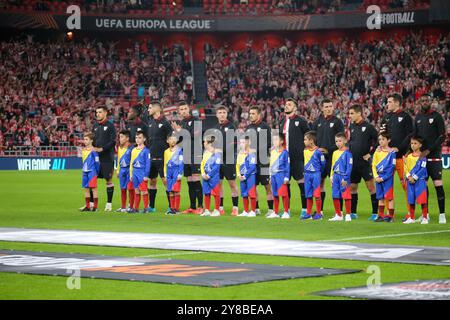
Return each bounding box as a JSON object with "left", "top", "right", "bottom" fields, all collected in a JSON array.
[
  {"left": 92, "top": 106, "right": 116, "bottom": 212},
  {"left": 348, "top": 104, "right": 378, "bottom": 220},
  {"left": 280, "top": 98, "right": 310, "bottom": 218},
  {"left": 146, "top": 101, "right": 173, "bottom": 212},
  {"left": 311, "top": 99, "right": 344, "bottom": 208},
  {"left": 412, "top": 94, "right": 446, "bottom": 224}
]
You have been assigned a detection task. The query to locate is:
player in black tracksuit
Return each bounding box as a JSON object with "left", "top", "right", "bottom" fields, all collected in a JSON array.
[
  {"left": 379, "top": 93, "right": 413, "bottom": 213},
  {"left": 348, "top": 104, "right": 378, "bottom": 219},
  {"left": 280, "top": 98, "right": 310, "bottom": 216},
  {"left": 126, "top": 104, "right": 147, "bottom": 145},
  {"left": 146, "top": 101, "right": 173, "bottom": 211},
  {"left": 172, "top": 101, "right": 204, "bottom": 213},
  {"left": 213, "top": 106, "right": 239, "bottom": 215},
  {"left": 311, "top": 99, "right": 345, "bottom": 206},
  {"left": 412, "top": 94, "right": 446, "bottom": 223},
  {"left": 245, "top": 106, "right": 274, "bottom": 215},
  {"left": 92, "top": 106, "right": 116, "bottom": 211}
]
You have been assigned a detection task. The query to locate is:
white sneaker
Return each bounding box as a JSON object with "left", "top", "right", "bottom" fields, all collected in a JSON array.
[
  {"left": 281, "top": 212, "right": 290, "bottom": 219},
  {"left": 265, "top": 209, "right": 274, "bottom": 217},
  {"left": 211, "top": 209, "right": 221, "bottom": 217},
  {"left": 104, "top": 203, "right": 112, "bottom": 212},
  {"left": 238, "top": 211, "right": 249, "bottom": 217},
  {"left": 416, "top": 216, "right": 431, "bottom": 223},
  {"left": 328, "top": 215, "right": 343, "bottom": 221},
  {"left": 439, "top": 214, "right": 447, "bottom": 224},
  {"left": 266, "top": 212, "right": 280, "bottom": 219},
  {"left": 247, "top": 211, "right": 256, "bottom": 217},
  {"left": 255, "top": 209, "right": 261, "bottom": 216},
  {"left": 403, "top": 217, "right": 415, "bottom": 224},
  {"left": 421, "top": 218, "right": 429, "bottom": 225},
  {"left": 345, "top": 214, "right": 352, "bottom": 222},
  {"left": 200, "top": 210, "right": 211, "bottom": 216}
]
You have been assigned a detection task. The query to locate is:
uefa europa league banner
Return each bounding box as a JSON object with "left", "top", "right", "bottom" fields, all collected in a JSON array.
[{"left": 0, "top": 8, "right": 430, "bottom": 32}]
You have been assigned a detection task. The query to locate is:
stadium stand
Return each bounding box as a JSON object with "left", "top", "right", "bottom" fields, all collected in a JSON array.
[
  {"left": 205, "top": 31, "right": 449, "bottom": 132},
  {"left": 0, "top": 35, "right": 192, "bottom": 154},
  {"left": 0, "top": 0, "right": 184, "bottom": 15},
  {"left": 0, "top": 0, "right": 430, "bottom": 15},
  {"left": 0, "top": 30, "right": 447, "bottom": 155}
]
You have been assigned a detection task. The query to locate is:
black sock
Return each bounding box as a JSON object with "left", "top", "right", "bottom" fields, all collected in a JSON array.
[
  {"left": 194, "top": 181, "right": 203, "bottom": 207},
  {"left": 267, "top": 199, "right": 273, "bottom": 210},
  {"left": 166, "top": 191, "right": 171, "bottom": 207},
  {"left": 299, "top": 183, "right": 306, "bottom": 210},
  {"left": 370, "top": 193, "right": 378, "bottom": 215},
  {"left": 435, "top": 186, "right": 446, "bottom": 214},
  {"left": 256, "top": 201, "right": 259, "bottom": 209},
  {"left": 89, "top": 189, "right": 94, "bottom": 203},
  {"left": 321, "top": 191, "right": 326, "bottom": 205},
  {"left": 106, "top": 186, "right": 114, "bottom": 203},
  {"left": 287, "top": 184, "right": 291, "bottom": 198},
  {"left": 188, "top": 182, "right": 196, "bottom": 209},
  {"left": 232, "top": 196, "right": 238, "bottom": 207},
  {"left": 351, "top": 193, "right": 358, "bottom": 214},
  {"left": 149, "top": 189, "right": 157, "bottom": 208},
  {"left": 339, "top": 198, "right": 343, "bottom": 211},
  {"left": 220, "top": 197, "right": 224, "bottom": 207}
]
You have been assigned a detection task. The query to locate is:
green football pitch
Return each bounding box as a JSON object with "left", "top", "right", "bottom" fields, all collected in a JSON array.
[{"left": 0, "top": 170, "right": 449, "bottom": 300}]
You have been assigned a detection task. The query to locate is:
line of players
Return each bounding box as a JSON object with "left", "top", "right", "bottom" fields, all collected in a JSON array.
[{"left": 80, "top": 94, "right": 446, "bottom": 224}]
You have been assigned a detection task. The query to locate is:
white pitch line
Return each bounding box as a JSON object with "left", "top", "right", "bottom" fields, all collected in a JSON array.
[
  {"left": 323, "top": 229, "right": 450, "bottom": 242},
  {"left": 137, "top": 251, "right": 205, "bottom": 258}
]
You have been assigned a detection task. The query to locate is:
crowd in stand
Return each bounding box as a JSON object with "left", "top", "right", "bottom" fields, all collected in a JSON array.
[
  {"left": 205, "top": 31, "right": 450, "bottom": 145},
  {"left": 0, "top": 35, "right": 192, "bottom": 153},
  {"left": 0, "top": 0, "right": 430, "bottom": 15},
  {"left": 0, "top": 30, "right": 449, "bottom": 155}
]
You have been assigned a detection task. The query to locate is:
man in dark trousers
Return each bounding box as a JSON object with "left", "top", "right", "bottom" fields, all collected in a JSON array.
[
  {"left": 212, "top": 105, "right": 239, "bottom": 216},
  {"left": 92, "top": 105, "right": 116, "bottom": 212},
  {"left": 413, "top": 94, "right": 446, "bottom": 224},
  {"left": 126, "top": 104, "right": 147, "bottom": 145},
  {"left": 280, "top": 98, "right": 310, "bottom": 219},
  {"left": 245, "top": 106, "right": 274, "bottom": 216},
  {"left": 172, "top": 101, "right": 204, "bottom": 215},
  {"left": 311, "top": 98, "right": 344, "bottom": 210},
  {"left": 348, "top": 104, "right": 379, "bottom": 220},
  {"left": 146, "top": 101, "right": 173, "bottom": 212},
  {"left": 379, "top": 93, "right": 413, "bottom": 213}
]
